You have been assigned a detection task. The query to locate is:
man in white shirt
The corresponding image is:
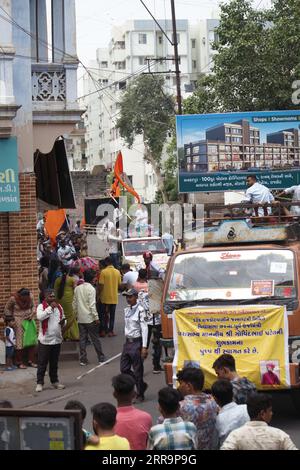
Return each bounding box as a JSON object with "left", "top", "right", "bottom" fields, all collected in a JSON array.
[
  {"left": 242, "top": 175, "right": 274, "bottom": 216},
  {"left": 73, "top": 269, "right": 106, "bottom": 366},
  {"left": 211, "top": 379, "right": 249, "bottom": 447},
  {"left": 277, "top": 185, "right": 300, "bottom": 216},
  {"left": 221, "top": 393, "right": 297, "bottom": 450},
  {"left": 120, "top": 264, "right": 138, "bottom": 290},
  {"left": 120, "top": 288, "right": 148, "bottom": 403},
  {"left": 57, "top": 239, "right": 76, "bottom": 267},
  {"left": 36, "top": 290, "right": 66, "bottom": 392}
]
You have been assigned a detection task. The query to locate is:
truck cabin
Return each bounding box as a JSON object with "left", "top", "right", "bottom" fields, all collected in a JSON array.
[{"left": 161, "top": 203, "right": 300, "bottom": 391}]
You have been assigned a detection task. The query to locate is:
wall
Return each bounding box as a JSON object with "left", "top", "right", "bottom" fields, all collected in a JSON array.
[
  {"left": 0, "top": 173, "right": 38, "bottom": 341},
  {"left": 68, "top": 170, "right": 108, "bottom": 221}
]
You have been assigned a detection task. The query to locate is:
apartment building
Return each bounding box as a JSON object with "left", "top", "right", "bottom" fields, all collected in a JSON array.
[
  {"left": 184, "top": 120, "right": 300, "bottom": 173},
  {"left": 81, "top": 18, "right": 219, "bottom": 202}
]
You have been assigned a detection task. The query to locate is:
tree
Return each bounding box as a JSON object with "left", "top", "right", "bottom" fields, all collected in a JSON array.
[
  {"left": 185, "top": 0, "right": 300, "bottom": 113},
  {"left": 116, "top": 74, "right": 175, "bottom": 202},
  {"left": 155, "top": 119, "right": 179, "bottom": 203}
]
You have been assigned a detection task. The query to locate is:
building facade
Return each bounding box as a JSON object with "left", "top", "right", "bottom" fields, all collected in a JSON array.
[
  {"left": 184, "top": 120, "right": 300, "bottom": 173},
  {"left": 81, "top": 18, "right": 219, "bottom": 202},
  {"left": 0, "top": 0, "right": 81, "bottom": 344}
]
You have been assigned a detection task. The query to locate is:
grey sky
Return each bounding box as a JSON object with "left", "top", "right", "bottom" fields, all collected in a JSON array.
[{"left": 76, "top": 0, "right": 272, "bottom": 65}]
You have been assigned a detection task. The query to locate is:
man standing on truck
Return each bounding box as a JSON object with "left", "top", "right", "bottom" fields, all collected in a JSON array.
[
  {"left": 143, "top": 251, "right": 165, "bottom": 280},
  {"left": 212, "top": 354, "right": 256, "bottom": 405},
  {"left": 242, "top": 175, "right": 274, "bottom": 217}
]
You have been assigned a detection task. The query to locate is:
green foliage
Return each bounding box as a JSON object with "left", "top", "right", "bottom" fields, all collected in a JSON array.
[
  {"left": 116, "top": 74, "right": 174, "bottom": 165},
  {"left": 185, "top": 0, "right": 300, "bottom": 113}
]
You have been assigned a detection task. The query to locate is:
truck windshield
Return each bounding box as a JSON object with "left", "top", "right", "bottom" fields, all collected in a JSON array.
[
  {"left": 167, "top": 249, "right": 296, "bottom": 302},
  {"left": 123, "top": 239, "right": 167, "bottom": 256}
]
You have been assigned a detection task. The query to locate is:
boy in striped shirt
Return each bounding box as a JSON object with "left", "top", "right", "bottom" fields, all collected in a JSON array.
[{"left": 147, "top": 387, "right": 197, "bottom": 450}]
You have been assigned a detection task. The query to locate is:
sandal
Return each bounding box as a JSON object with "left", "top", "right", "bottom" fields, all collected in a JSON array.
[
  {"left": 28, "top": 362, "right": 38, "bottom": 368},
  {"left": 18, "top": 364, "right": 27, "bottom": 369}
]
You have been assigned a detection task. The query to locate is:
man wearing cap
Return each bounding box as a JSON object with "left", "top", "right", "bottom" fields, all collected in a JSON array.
[
  {"left": 121, "top": 288, "right": 149, "bottom": 402},
  {"left": 261, "top": 363, "right": 280, "bottom": 385},
  {"left": 143, "top": 252, "right": 165, "bottom": 280}
]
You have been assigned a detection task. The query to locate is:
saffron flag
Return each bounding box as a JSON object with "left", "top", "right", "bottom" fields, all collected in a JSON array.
[
  {"left": 111, "top": 151, "right": 141, "bottom": 203},
  {"left": 45, "top": 209, "right": 66, "bottom": 244}
]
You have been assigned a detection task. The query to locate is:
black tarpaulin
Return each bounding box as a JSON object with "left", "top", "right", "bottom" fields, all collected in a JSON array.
[{"left": 34, "top": 137, "right": 75, "bottom": 209}]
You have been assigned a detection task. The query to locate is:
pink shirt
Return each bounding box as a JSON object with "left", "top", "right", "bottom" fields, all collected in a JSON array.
[
  {"left": 115, "top": 405, "right": 152, "bottom": 450},
  {"left": 134, "top": 281, "right": 148, "bottom": 293}
]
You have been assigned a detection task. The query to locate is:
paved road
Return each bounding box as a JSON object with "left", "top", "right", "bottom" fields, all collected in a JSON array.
[{"left": 2, "top": 296, "right": 300, "bottom": 448}]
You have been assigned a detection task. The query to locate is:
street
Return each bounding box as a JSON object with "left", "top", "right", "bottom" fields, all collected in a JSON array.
[{"left": 1, "top": 296, "right": 300, "bottom": 449}]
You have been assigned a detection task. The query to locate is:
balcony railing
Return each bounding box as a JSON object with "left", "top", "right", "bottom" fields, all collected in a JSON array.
[{"left": 32, "top": 64, "right": 66, "bottom": 102}]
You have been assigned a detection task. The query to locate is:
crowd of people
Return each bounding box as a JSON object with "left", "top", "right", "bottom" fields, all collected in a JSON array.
[
  {"left": 3, "top": 206, "right": 167, "bottom": 401},
  {"left": 3, "top": 359, "right": 297, "bottom": 450},
  {"left": 2, "top": 201, "right": 299, "bottom": 451}
]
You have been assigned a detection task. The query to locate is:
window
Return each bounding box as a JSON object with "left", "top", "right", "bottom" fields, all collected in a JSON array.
[
  {"left": 119, "top": 81, "right": 126, "bottom": 90},
  {"left": 100, "top": 61, "right": 108, "bottom": 68},
  {"left": 191, "top": 39, "right": 196, "bottom": 48},
  {"left": 138, "top": 57, "right": 147, "bottom": 65},
  {"left": 115, "top": 61, "right": 125, "bottom": 70},
  {"left": 138, "top": 33, "right": 147, "bottom": 44},
  {"left": 192, "top": 60, "right": 197, "bottom": 69},
  {"left": 193, "top": 146, "right": 200, "bottom": 154},
  {"left": 158, "top": 36, "right": 163, "bottom": 44}
]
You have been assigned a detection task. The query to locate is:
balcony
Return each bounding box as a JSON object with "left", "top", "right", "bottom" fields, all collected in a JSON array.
[{"left": 31, "top": 63, "right": 83, "bottom": 125}]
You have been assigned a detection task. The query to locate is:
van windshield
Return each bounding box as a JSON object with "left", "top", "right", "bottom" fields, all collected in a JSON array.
[
  {"left": 167, "top": 249, "right": 296, "bottom": 301},
  {"left": 123, "top": 239, "right": 167, "bottom": 256}
]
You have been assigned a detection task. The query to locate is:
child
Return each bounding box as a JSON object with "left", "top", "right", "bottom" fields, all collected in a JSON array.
[
  {"left": 147, "top": 387, "right": 197, "bottom": 450},
  {"left": 5, "top": 317, "right": 17, "bottom": 371},
  {"left": 85, "top": 403, "right": 130, "bottom": 450},
  {"left": 64, "top": 400, "right": 99, "bottom": 447}
]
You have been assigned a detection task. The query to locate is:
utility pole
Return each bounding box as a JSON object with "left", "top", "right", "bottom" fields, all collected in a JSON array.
[{"left": 170, "top": 0, "right": 182, "bottom": 115}]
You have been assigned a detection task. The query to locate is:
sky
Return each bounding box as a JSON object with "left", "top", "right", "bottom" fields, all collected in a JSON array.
[{"left": 75, "top": 0, "right": 272, "bottom": 65}]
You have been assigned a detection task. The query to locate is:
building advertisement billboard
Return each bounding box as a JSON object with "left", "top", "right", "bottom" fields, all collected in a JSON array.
[
  {"left": 176, "top": 110, "right": 300, "bottom": 193},
  {"left": 0, "top": 137, "right": 20, "bottom": 211}
]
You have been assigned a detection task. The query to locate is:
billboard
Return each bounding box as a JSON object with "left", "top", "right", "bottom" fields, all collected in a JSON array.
[
  {"left": 0, "top": 137, "right": 20, "bottom": 211},
  {"left": 176, "top": 110, "right": 300, "bottom": 193}
]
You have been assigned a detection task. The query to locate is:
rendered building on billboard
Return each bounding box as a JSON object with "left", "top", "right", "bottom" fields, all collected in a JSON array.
[{"left": 184, "top": 119, "right": 300, "bottom": 173}]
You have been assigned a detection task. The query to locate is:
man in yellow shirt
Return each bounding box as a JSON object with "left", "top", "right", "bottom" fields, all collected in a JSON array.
[
  {"left": 85, "top": 402, "right": 130, "bottom": 450},
  {"left": 98, "top": 257, "right": 121, "bottom": 337}
]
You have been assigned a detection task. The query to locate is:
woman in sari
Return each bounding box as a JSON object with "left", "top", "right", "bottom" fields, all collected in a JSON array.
[
  {"left": 54, "top": 267, "right": 79, "bottom": 341},
  {"left": 4, "top": 288, "right": 37, "bottom": 369}
]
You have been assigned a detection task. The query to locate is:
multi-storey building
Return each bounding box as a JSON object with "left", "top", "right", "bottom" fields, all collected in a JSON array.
[
  {"left": 81, "top": 18, "right": 219, "bottom": 202},
  {"left": 184, "top": 120, "right": 300, "bottom": 172},
  {"left": 0, "top": 0, "right": 81, "bottom": 335},
  {"left": 65, "top": 121, "right": 87, "bottom": 171}
]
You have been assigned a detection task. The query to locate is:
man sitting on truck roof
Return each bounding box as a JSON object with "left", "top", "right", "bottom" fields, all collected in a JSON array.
[
  {"left": 242, "top": 175, "right": 274, "bottom": 217},
  {"left": 212, "top": 354, "right": 256, "bottom": 405}
]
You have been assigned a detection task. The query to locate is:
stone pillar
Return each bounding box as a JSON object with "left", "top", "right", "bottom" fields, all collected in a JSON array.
[
  {"left": 11, "top": 0, "right": 34, "bottom": 171},
  {"left": 29, "top": 0, "right": 48, "bottom": 62},
  {"left": 62, "top": 0, "right": 79, "bottom": 108},
  {"left": 63, "top": 0, "right": 77, "bottom": 60},
  {"left": 0, "top": 0, "right": 15, "bottom": 104},
  {"left": 52, "top": 0, "right": 64, "bottom": 63}
]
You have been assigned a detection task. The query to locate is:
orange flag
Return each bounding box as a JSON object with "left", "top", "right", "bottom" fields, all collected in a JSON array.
[
  {"left": 45, "top": 209, "right": 66, "bottom": 244},
  {"left": 112, "top": 151, "right": 141, "bottom": 203}
]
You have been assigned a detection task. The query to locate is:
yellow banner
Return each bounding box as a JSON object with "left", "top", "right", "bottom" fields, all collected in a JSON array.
[{"left": 172, "top": 305, "right": 290, "bottom": 390}]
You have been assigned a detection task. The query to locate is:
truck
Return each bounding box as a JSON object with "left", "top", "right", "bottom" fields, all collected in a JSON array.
[{"left": 160, "top": 206, "right": 300, "bottom": 412}]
